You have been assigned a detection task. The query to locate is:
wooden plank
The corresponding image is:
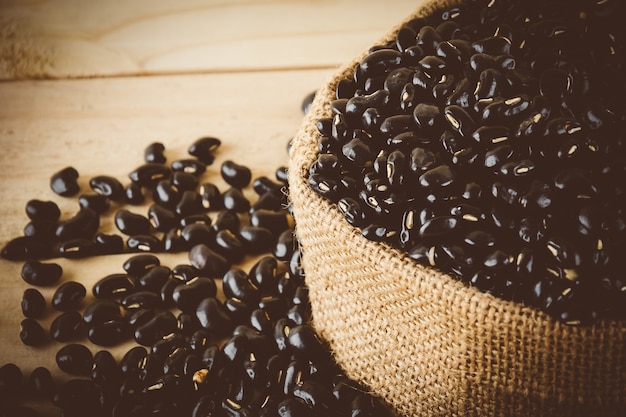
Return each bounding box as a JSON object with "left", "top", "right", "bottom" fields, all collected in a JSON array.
[
  {"left": 0, "top": 0, "right": 422, "bottom": 79},
  {"left": 0, "top": 69, "right": 331, "bottom": 412}
]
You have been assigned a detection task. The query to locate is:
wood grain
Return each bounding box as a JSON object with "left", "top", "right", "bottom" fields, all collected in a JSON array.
[{"left": 0, "top": 0, "right": 421, "bottom": 79}]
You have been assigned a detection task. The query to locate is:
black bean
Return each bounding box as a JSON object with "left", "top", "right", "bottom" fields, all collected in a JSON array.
[
  {"left": 341, "top": 136, "right": 372, "bottom": 166},
  {"left": 187, "top": 330, "right": 210, "bottom": 353},
  {"left": 199, "top": 182, "right": 223, "bottom": 211},
  {"left": 195, "top": 297, "right": 234, "bottom": 337},
  {"left": 145, "top": 142, "right": 166, "bottom": 164},
  {"left": 301, "top": 90, "right": 316, "bottom": 114},
  {"left": 293, "top": 380, "right": 335, "bottom": 412},
  {"left": 50, "top": 166, "right": 80, "bottom": 197},
  {"left": 0, "top": 363, "right": 22, "bottom": 406},
  {"left": 249, "top": 209, "right": 293, "bottom": 238},
  {"left": 171, "top": 158, "right": 207, "bottom": 176},
  {"left": 176, "top": 190, "right": 205, "bottom": 217},
  {"left": 248, "top": 308, "right": 272, "bottom": 334},
  {"left": 418, "top": 164, "right": 457, "bottom": 189},
  {"left": 287, "top": 324, "right": 328, "bottom": 362},
  {"left": 189, "top": 244, "right": 230, "bottom": 278},
  {"left": 250, "top": 192, "right": 283, "bottom": 214},
  {"left": 553, "top": 168, "right": 598, "bottom": 199},
  {"left": 120, "top": 345, "right": 148, "bottom": 375},
  {"left": 350, "top": 393, "right": 393, "bottom": 417},
  {"left": 172, "top": 277, "right": 218, "bottom": 313},
  {"left": 395, "top": 25, "right": 417, "bottom": 52},
  {"left": 50, "top": 311, "right": 83, "bottom": 342},
  {"left": 21, "top": 288, "right": 46, "bottom": 319},
  {"left": 246, "top": 257, "right": 278, "bottom": 295},
  {"left": 88, "top": 321, "right": 128, "bottom": 346},
  {"left": 91, "top": 350, "right": 121, "bottom": 387},
  {"left": 56, "top": 344, "right": 93, "bottom": 376},
  {"left": 23, "top": 220, "right": 56, "bottom": 241},
  {"left": 177, "top": 312, "right": 201, "bottom": 337},
  {"left": 151, "top": 180, "right": 180, "bottom": 210},
  {"left": 93, "top": 273, "right": 136, "bottom": 299},
  {"left": 94, "top": 233, "right": 125, "bottom": 255},
  {"left": 359, "top": 49, "right": 403, "bottom": 79},
  {"left": 222, "top": 187, "right": 250, "bottom": 213},
  {"left": 416, "top": 25, "right": 442, "bottom": 54},
  {"left": 446, "top": 77, "right": 474, "bottom": 108},
  {"left": 518, "top": 217, "right": 547, "bottom": 243},
  {"left": 162, "top": 347, "right": 190, "bottom": 375},
  {"left": 220, "top": 160, "right": 252, "bottom": 189},
  {"left": 443, "top": 105, "right": 476, "bottom": 137},
  {"left": 172, "top": 171, "right": 199, "bottom": 193},
  {"left": 418, "top": 55, "right": 446, "bottom": 79},
  {"left": 134, "top": 311, "right": 177, "bottom": 346},
  {"left": 119, "top": 185, "right": 142, "bottom": 209},
  {"left": 223, "top": 268, "right": 259, "bottom": 304},
  {"left": 181, "top": 223, "right": 215, "bottom": 248},
  {"left": 19, "top": 318, "right": 46, "bottom": 346},
  {"left": 118, "top": 375, "right": 142, "bottom": 399},
  {"left": 539, "top": 68, "right": 572, "bottom": 101},
  {"left": 287, "top": 303, "right": 311, "bottom": 325},
  {"left": 52, "top": 281, "right": 86, "bottom": 311},
  {"left": 224, "top": 297, "right": 251, "bottom": 323},
  {"left": 188, "top": 137, "right": 221, "bottom": 165},
  {"left": 151, "top": 332, "right": 186, "bottom": 359},
  {"left": 491, "top": 181, "right": 521, "bottom": 205},
  {"left": 419, "top": 216, "right": 459, "bottom": 238},
  {"left": 180, "top": 214, "right": 212, "bottom": 228},
  {"left": 171, "top": 264, "right": 199, "bottom": 282},
  {"left": 128, "top": 163, "right": 171, "bottom": 188},
  {"left": 55, "top": 208, "right": 99, "bottom": 241},
  {"left": 337, "top": 197, "right": 365, "bottom": 227},
  {"left": 239, "top": 225, "right": 275, "bottom": 254},
  {"left": 77, "top": 193, "right": 110, "bottom": 214},
  {"left": 472, "top": 35, "right": 511, "bottom": 55},
  {"left": 89, "top": 175, "right": 124, "bottom": 201},
  {"left": 144, "top": 205, "right": 175, "bottom": 234},
  {"left": 27, "top": 366, "right": 56, "bottom": 400},
  {"left": 25, "top": 199, "right": 61, "bottom": 222},
  {"left": 53, "top": 378, "right": 99, "bottom": 414},
  {"left": 273, "top": 229, "right": 295, "bottom": 261},
  {"left": 121, "top": 291, "right": 161, "bottom": 310},
  {"left": 114, "top": 209, "right": 152, "bottom": 236},
  {"left": 162, "top": 228, "right": 185, "bottom": 253},
  {"left": 137, "top": 265, "right": 171, "bottom": 293},
  {"left": 83, "top": 299, "right": 125, "bottom": 327},
  {"left": 192, "top": 395, "right": 220, "bottom": 417},
  {"left": 308, "top": 173, "right": 339, "bottom": 199},
  {"left": 123, "top": 254, "right": 160, "bottom": 277},
  {"left": 57, "top": 238, "right": 96, "bottom": 259},
  {"left": 484, "top": 144, "right": 514, "bottom": 170},
  {"left": 127, "top": 308, "right": 155, "bottom": 333}
]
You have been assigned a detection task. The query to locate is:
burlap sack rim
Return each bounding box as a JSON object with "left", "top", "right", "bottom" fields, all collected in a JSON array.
[{"left": 288, "top": 0, "right": 626, "bottom": 415}]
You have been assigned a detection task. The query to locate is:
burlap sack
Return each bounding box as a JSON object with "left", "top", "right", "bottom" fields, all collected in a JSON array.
[{"left": 287, "top": 1, "right": 626, "bottom": 416}]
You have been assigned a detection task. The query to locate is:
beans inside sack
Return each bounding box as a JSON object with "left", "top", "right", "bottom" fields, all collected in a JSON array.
[{"left": 307, "top": 0, "right": 625, "bottom": 325}]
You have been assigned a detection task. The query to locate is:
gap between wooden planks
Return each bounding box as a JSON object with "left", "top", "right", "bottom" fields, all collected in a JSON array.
[{"left": 0, "top": 0, "right": 422, "bottom": 80}]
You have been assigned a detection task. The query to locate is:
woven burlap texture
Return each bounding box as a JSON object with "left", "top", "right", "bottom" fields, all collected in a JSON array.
[{"left": 287, "top": 0, "right": 626, "bottom": 416}]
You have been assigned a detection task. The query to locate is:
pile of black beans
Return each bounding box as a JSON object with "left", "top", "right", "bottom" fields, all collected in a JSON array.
[
  {"left": 0, "top": 136, "right": 396, "bottom": 416},
  {"left": 307, "top": 0, "right": 625, "bottom": 325}
]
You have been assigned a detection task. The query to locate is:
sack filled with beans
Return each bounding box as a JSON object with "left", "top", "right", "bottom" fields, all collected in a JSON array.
[{"left": 288, "top": 0, "right": 626, "bottom": 416}]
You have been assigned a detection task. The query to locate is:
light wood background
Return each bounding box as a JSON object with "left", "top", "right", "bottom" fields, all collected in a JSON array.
[{"left": 0, "top": 0, "right": 422, "bottom": 413}]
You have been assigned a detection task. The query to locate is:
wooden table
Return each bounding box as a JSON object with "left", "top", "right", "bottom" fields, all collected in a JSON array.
[{"left": 0, "top": 0, "right": 420, "bottom": 413}]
